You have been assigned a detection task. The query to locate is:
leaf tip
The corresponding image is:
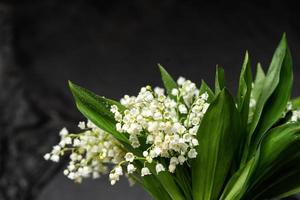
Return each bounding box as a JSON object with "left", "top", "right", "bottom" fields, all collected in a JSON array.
[
  {"left": 158, "top": 63, "right": 168, "bottom": 76},
  {"left": 256, "top": 62, "right": 264, "bottom": 73},
  {"left": 245, "top": 50, "right": 249, "bottom": 59},
  {"left": 68, "top": 80, "right": 73, "bottom": 87},
  {"left": 282, "top": 32, "right": 287, "bottom": 40},
  {"left": 68, "top": 80, "right": 76, "bottom": 93},
  {"left": 68, "top": 81, "right": 81, "bottom": 98},
  {"left": 157, "top": 63, "right": 164, "bottom": 70},
  {"left": 280, "top": 33, "right": 288, "bottom": 47}
]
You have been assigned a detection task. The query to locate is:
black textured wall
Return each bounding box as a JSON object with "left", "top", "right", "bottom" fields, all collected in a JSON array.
[{"left": 1, "top": 1, "right": 300, "bottom": 200}]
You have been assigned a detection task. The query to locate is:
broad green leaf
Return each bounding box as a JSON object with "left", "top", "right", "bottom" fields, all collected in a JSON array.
[
  {"left": 158, "top": 64, "right": 177, "bottom": 99},
  {"left": 214, "top": 66, "right": 225, "bottom": 94},
  {"left": 131, "top": 167, "right": 173, "bottom": 200},
  {"left": 250, "top": 159, "right": 300, "bottom": 200},
  {"left": 251, "top": 39, "right": 293, "bottom": 150},
  {"left": 199, "top": 80, "right": 215, "bottom": 102},
  {"left": 250, "top": 123, "right": 300, "bottom": 187},
  {"left": 141, "top": 176, "right": 173, "bottom": 200},
  {"left": 236, "top": 51, "right": 252, "bottom": 128},
  {"left": 258, "top": 122, "right": 300, "bottom": 170},
  {"left": 132, "top": 161, "right": 173, "bottom": 200},
  {"left": 220, "top": 149, "right": 260, "bottom": 200},
  {"left": 147, "top": 163, "right": 185, "bottom": 200},
  {"left": 247, "top": 34, "right": 292, "bottom": 152},
  {"left": 68, "top": 81, "right": 129, "bottom": 143},
  {"left": 175, "top": 164, "right": 192, "bottom": 200},
  {"left": 192, "top": 89, "right": 241, "bottom": 200},
  {"left": 249, "top": 168, "right": 300, "bottom": 200},
  {"left": 270, "top": 169, "right": 300, "bottom": 199},
  {"left": 130, "top": 160, "right": 173, "bottom": 200},
  {"left": 245, "top": 122, "right": 300, "bottom": 199}
]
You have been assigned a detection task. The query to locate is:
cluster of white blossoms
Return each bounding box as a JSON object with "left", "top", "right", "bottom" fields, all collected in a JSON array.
[
  {"left": 45, "top": 77, "right": 210, "bottom": 186},
  {"left": 44, "top": 120, "right": 125, "bottom": 183},
  {"left": 110, "top": 77, "right": 210, "bottom": 183}
]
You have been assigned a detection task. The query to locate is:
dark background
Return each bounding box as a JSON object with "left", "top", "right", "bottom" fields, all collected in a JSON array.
[{"left": 1, "top": 1, "right": 300, "bottom": 200}]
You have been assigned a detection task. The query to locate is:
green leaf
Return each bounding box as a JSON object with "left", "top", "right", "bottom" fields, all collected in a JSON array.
[
  {"left": 192, "top": 89, "right": 241, "bottom": 200},
  {"left": 220, "top": 149, "right": 260, "bottom": 200},
  {"left": 68, "top": 81, "right": 129, "bottom": 143},
  {"left": 158, "top": 64, "right": 177, "bottom": 99},
  {"left": 236, "top": 51, "right": 253, "bottom": 128},
  {"left": 251, "top": 63, "right": 265, "bottom": 103},
  {"left": 251, "top": 36, "right": 293, "bottom": 150},
  {"left": 258, "top": 122, "right": 300, "bottom": 171},
  {"left": 199, "top": 80, "right": 215, "bottom": 102},
  {"left": 174, "top": 164, "right": 192, "bottom": 200},
  {"left": 267, "top": 169, "right": 300, "bottom": 199},
  {"left": 246, "top": 34, "right": 292, "bottom": 155},
  {"left": 250, "top": 123, "right": 300, "bottom": 187},
  {"left": 130, "top": 161, "right": 173, "bottom": 200},
  {"left": 240, "top": 63, "right": 265, "bottom": 165},
  {"left": 245, "top": 122, "right": 300, "bottom": 199},
  {"left": 249, "top": 35, "right": 288, "bottom": 136},
  {"left": 214, "top": 66, "right": 225, "bottom": 94},
  {"left": 250, "top": 159, "right": 300, "bottom": 200},
  {"left": 147, "top": 163, "right": 185, "bottom": 200},
  {"left": 249, "top": 167, "right": 300, "bottom": 200},
  {"left": 141, "top": 176, "right": 173, "bottom": 200}
]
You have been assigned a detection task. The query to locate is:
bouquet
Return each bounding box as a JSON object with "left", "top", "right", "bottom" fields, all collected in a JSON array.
[{"left": 45, "top": 34, "right": 300, "bottom": 200}]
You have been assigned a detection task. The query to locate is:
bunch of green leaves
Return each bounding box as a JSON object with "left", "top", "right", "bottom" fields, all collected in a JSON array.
[{"left": 68, "top": 34, "right": 300, "bottom": 200}]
